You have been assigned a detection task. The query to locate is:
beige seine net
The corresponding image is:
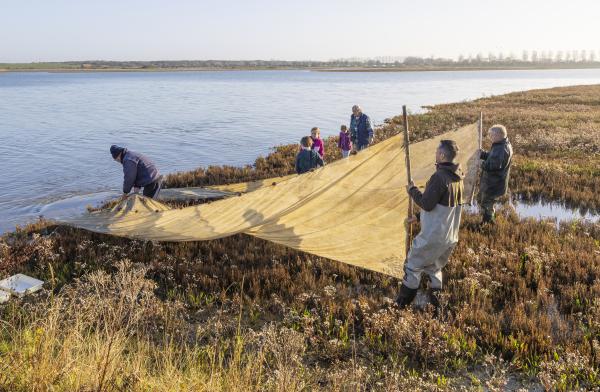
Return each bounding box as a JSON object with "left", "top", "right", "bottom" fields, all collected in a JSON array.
[{"left": 61, "top": 124, "right": 479, "bottom": 278}]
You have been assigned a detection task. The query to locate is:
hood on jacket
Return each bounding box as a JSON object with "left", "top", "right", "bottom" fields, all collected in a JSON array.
[
  {"left": 436, "top": 162, "right": 464, "bottom": 181},
  {"left": 492, "top": 137, "right": 510, "bottom": 147}
]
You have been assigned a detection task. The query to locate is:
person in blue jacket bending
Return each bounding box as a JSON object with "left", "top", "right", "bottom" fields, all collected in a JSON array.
[{"left": 110, "top": 145, "right": 162, "bottom": 200}]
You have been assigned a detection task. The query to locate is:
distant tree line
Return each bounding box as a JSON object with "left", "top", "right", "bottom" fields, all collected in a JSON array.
[
  {"left": 1, "top": 60, "right": 360, "bottom": 70},
  {"left": 336, "top": 50, "right": 600, "bottom": 66},
  {"left": 2, "top": 50, "right": 600, "bottom": 70},
  {"left": 453, "top": 49, "right": 600, "bottom": 65}
]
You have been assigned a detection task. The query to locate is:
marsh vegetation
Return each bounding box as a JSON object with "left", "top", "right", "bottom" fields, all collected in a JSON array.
[{"left": 1, "top": 85, "right": 599, "bottom": 391}]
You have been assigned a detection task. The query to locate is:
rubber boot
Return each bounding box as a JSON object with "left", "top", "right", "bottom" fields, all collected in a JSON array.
[
  {"left": 395, "top": 284, "right": 418, "bottom": 309},
  {"left": 482, "top": 211, "right": 495, "bottom": 225},
  {"left": 428, "top": 288, "right": 442, "bottom": 317}
]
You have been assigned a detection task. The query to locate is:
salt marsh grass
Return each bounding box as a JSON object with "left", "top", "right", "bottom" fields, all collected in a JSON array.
[{"left": 1, "top": 85, "right": 600, "bottom": 390}]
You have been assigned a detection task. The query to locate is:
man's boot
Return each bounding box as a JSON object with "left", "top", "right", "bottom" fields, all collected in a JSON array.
[
  {"left": 482, "top": 212, "right": 495, "bottom": 225},
  {"left": 481, "top": 201, "right": 496, "bottom": 225},
  {"left": 429, "top": 288, "right": 442, "bottom": 317},
  {"left": 395, "top": 284, "right": 418, "bottom": 309}
]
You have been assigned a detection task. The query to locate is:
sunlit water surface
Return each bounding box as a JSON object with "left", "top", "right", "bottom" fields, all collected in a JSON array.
[{"left": 2, "top": 69, "right": 600, "bottom": 232}]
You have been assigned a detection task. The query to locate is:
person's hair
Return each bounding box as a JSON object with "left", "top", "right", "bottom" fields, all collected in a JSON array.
[
  {"left": 352, "top": 105, "right": 361, "bottom": 112},
  {"left": 311, "top": 127, "right": 320, "bottom": 136},
  {"left": 300, "top": 136, "right": 313, "bottom": 148},
  {"left": 489, "top": 124, "right": 507, "bottom": 138},
  {"left": 340, "top": 125, "right": 347, "bottom": 131},
  {"left": 439, "top": 140, "right": 459, "bottom": 162}
]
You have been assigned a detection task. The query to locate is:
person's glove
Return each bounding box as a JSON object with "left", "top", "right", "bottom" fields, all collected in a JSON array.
[{"left": 406, "top": 216, "right": 418, "bottom": 224}]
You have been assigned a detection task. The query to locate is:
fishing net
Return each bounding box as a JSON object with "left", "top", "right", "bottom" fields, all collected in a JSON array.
[{"left": 61, "top": 124, "right": 479, "bottom": 277}]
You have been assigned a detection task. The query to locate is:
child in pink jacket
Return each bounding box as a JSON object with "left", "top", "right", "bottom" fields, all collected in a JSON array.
[{"left": 311, "top": 127, "right": 324, "bottom": 159}]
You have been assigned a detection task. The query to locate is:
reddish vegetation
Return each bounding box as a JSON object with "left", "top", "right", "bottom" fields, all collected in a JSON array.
[{"left": 1, "top": 85, "right": 599, "bottom": 390}]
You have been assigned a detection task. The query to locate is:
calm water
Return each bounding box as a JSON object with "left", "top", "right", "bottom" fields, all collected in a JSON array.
[
  {"left": 1, "top": 69, "right": 600, "bottom": 233},
  {"left": 467, "top": 199, "right": 600, "bottom": 228},
  {"left": 512, "top": 199, "right": 600, "bottom": 228}
]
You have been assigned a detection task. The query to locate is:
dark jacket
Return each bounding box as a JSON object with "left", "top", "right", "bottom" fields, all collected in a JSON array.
[
  {"left": 121, "top": 149, "right": 160, "bottom": 193},
  {"left": 295, "top": 148, "right": 324, "bottom": 174},
  {"left": 349, "top": 113, "right": 374, "bottom": 147},
  {"left": 480, "top": 138, "right": 513, "bottom": 198},
  {"left": 409, "top": 162, "right": 464, "bottom": 212},
  {"left": 349, "top": 115, "right": 358, "bottom": 142}
]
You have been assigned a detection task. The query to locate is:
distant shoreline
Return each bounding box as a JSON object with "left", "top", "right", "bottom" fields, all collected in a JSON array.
[
  {"left": 2, "top": 64, "right": 600, "bottom": 74},
  {"left": 316, "top": 64, "right": 600, "bottom": 72}
]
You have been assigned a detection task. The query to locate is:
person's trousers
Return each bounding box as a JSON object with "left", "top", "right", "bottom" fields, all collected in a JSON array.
[
  {"left": 341, "top": 149, "right": 351, "bottom": 158},
  {"left": 402, "top": 243, "right": 456, "bottom": 290},
  {"left": 356, "top": 143, "right": 369, "bottom": 151},
  {"left": 477, "top": 191, "right": 496, "bottom": 222},
  {"left": 143, "top": 180, "right": 162, "bottom": 199}
]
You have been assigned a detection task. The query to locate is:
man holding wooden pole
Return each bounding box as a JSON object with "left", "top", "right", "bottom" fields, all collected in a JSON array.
[
  {"left": 396, "top": 125, "right": 465, "bottom": 311},
  {"left": 477, "top": 124, "right": 513, "bottom": 224}
]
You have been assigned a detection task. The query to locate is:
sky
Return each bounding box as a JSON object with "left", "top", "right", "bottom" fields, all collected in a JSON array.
[{"left": 1, "top": 0, "right": 599, "bottom": 62}]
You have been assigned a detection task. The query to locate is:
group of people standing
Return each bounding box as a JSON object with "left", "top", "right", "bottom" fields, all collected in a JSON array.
[
  {"left": 295, "top": 105, "right": 374, "bottom": 174},
  {"left": 292, "top": 104, "right": 514, "bottom": 314},
  {"left": 108, "top": 110, "right": 513, "bottom": 315}
]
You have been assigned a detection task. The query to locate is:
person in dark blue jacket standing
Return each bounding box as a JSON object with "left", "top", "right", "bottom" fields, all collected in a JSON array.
[
  {"left": 295, "top": 136, "right": 324, "bottom": 174},
  {"left": 349, "top": 105, "right": 374, "bottom": 151},
  {"left": 110, "top": 145, "right": 162, "bottom": 200}
]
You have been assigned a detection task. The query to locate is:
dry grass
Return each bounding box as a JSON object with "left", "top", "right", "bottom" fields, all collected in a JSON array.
[{"left": 1, "top": 84, "right": 600, "bottom": 391}]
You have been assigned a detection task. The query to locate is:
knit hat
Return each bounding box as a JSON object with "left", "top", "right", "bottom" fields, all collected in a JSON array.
[{"left": 110, "top": 145, "right": 125, "bottom": 159}]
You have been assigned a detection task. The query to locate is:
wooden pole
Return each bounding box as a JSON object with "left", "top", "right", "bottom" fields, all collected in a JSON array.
[
  {"left": 479, "top": 111, "right": 483, "bottom": 150},
  {"left": 403, "top": 105, "right": 413, "bottom": 256},
  {"left": 469, "top": 112, "right": 483, "bottom": 205}
]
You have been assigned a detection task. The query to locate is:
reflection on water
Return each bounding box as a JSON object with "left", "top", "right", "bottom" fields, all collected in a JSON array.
[
  {"left": 24, "top": 191, "right": 119, "bottom": 225},
  {"left": 467, "top": 197, "right": 599, "bottom": 228},
  {"left": 511, "top": 199, "right": 599, "bottom": 226}
]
